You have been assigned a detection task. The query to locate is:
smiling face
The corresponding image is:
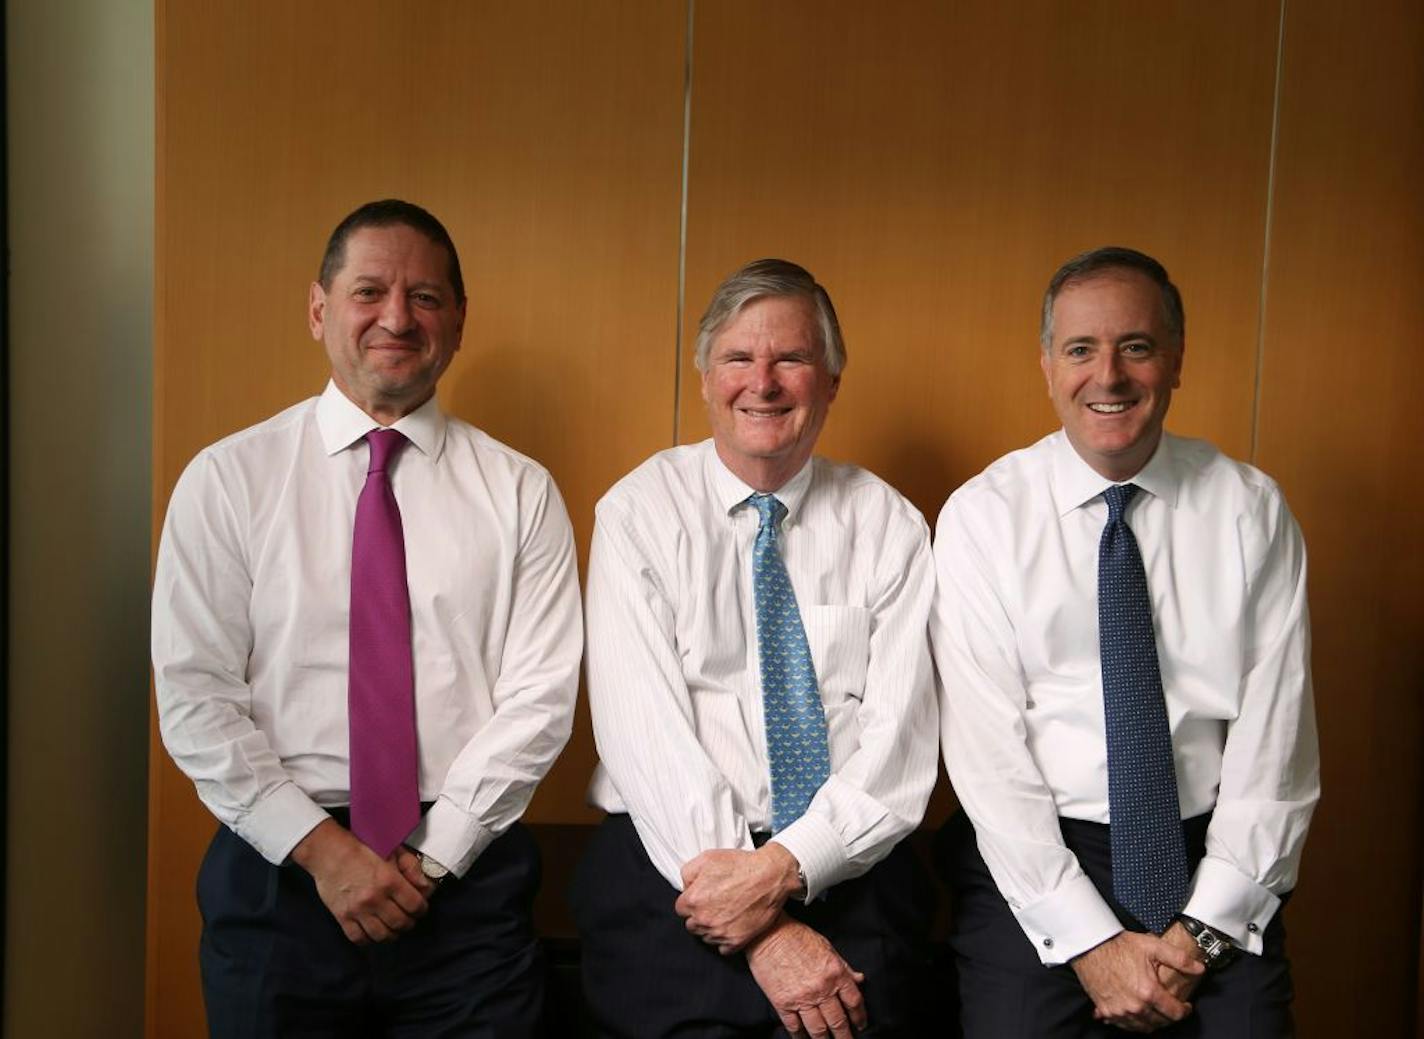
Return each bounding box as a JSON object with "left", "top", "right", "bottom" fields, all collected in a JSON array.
[
  {"left": 701, "top": 295, "right": 840, "bottom": 491},
  {"left": 308, "top": 223, "right": 465, "bottom": 423},
  {"left": 1041, "top": 269, "right": 1184, "bottom": 481}
]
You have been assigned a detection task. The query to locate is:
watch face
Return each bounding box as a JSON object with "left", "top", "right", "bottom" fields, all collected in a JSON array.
[{"left": 419, "top": 855, "right": 449, "bottom": 881}]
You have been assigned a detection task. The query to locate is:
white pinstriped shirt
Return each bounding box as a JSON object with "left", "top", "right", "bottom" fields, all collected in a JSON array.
[{"left": 584, "top": 440, "right": 938, "bottom": 899}]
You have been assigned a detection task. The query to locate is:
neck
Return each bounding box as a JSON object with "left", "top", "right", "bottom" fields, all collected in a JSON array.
[
  {"left": 1075, "top": 431, "right": 1162, "bottom": 483},
  {"left": 715, "top": 445, "right": 808, "bottom": 494},
  {"left": 333, "top": 380, "right": 433, "bottom": 427}
]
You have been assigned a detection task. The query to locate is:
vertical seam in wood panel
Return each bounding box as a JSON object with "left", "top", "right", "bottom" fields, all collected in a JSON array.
[
  {"left": 673, "top": 0, "right": 695, "bottom": 446},
  {"left": 1252, "top": 0, "right": 1288, "bottom": 465}
]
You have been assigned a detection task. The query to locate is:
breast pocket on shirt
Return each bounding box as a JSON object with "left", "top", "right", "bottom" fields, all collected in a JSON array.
[{"left": 801, "top": 605, "right": 871, "bottom": 714}]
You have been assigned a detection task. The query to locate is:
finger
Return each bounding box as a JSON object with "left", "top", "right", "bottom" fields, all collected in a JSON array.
[
  {"left": 390, "top": 878, "right": 429, "bottom": 917},
  {"left": 339, "top": 918, "right": 368, "bottom": 945},
  {"left": 797, "top": 1006, "right": 829, "bottom": 1039},
  {"left": 356, "top": 913, "right": 392, "bottom": 944},
  {"left": 819, "top": 997, "right": 853, "bottom": 1039},
  {"left": 1155, "top": 941, "right": 1206, "bottom": 976},
  {"left": 776, "top": 1010, "right": 804, "bottom": 1035},
  {"left": 680, "top": 855, "right": 705, "bottom": 887},
  {"left": 838, "top": 978, "right": 867, "bottom": 1031},
  {"left": 1154, "top": 993, "right": 1193, "bottom": 1024},
  {"left": 375, "top": 902, "right": 418, "bottom": 934},
  {"left": 674, "top": 892, "right": 693, "bottom": 919}
]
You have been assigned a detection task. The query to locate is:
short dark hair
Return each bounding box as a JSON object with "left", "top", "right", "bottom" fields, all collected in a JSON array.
[
  {"left": 1040, "top": 246, "right": 1184, "bottom": 348},
  {"left": 694, "top": 258, "right": 846, "bottom": 375},
  {"left": 318, "top": 199, "right": 465, "bottom": 303}
]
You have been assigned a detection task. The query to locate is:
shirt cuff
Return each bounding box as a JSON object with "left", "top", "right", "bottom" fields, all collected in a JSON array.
[
  {"left": 766, "top": 813, "right": 848, "bottom": 901},
  {"left": 1181, "top": 856, "right": 1281, "bottom": 956},
  {"left": 239, "top": 783, "right": 331, "bottom": 866},
  {"left": 1012, "top": 872, "right": 1124, "bottom": 966},
  {"left": 404, "top": 796, "right": 494, "bottom": 878}
]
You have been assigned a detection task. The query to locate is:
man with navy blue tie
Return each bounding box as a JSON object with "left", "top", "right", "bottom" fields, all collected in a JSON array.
[
  {"left": 931, "top": 247, "right": 1319, "bottom": 1036},
  {"left": 574, "top": 259, "right": 939, "bottom": 1038}
]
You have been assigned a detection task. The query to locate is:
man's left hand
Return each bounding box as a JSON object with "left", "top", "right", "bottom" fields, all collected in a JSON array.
[
  {"left": 746, "top": 914, "right": 867, "bottom": 1038},
  {"left": 1155, "top": 921, "right": 1207, "bottom": 1002},
  {"left": 675, "top": 843, "right": 801, "bottom": 954}
]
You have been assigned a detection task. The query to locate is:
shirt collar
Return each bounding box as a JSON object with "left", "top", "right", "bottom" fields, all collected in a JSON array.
[
  {"left": 1048, "top": 429, "right": 1180, "bottom": 516},
  {"left": 315, "top": 380, "right": 448, "bottom": 461},
  {"left": 704, "top": 440, "right": 815, "bottom": 523}
]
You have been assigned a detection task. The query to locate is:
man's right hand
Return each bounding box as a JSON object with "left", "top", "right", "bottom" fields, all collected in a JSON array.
[
  {"left": 288, "top": 819, "right": 429, "bottom": 945},
  {"left": 745, "top": 914, "right": 867, "bottom": 1038},
  {"left": 1070, "top": 931, "right": 1204, "bottom": 1033}
]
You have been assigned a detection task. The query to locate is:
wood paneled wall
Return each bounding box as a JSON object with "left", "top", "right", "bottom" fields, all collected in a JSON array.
[{"left": 149, "top": 1, "right": 1422, "bottom": 1034}]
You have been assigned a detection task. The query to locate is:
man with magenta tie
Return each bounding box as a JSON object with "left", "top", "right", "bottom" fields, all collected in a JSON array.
[
  {"left": 931, "top": 247, "right": 1319, "bottom": 1036},
  {"left": 153, "top": 199, "right": 582, "bottom": 1036},
  {"left": 572, "top": 259, "right": 939, "bottom": 1038}
]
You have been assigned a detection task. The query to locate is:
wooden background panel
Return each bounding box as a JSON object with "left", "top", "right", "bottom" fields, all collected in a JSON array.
[
  {"left": 680, "top": 0, "right": 1282, "bottom": 528},
  {"left": 150, "top": 2, "right": 684, "bottom": 1034},
  {"left": 1255, "top": 0, "right": 1424, "bottom": 1032}
]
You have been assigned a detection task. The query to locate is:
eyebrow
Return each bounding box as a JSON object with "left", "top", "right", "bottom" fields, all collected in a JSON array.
[{"left": 1060, "top": 330, "right": 1157, "bottom": 346}]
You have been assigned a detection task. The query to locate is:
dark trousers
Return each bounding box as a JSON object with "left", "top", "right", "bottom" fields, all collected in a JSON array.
[
  {"left": 569, "top": 813, "right": 933, "bottom": 1039},
  {"left": 938, "top": 810, "right": 1294, "bottom": 1039},
  {"left": 197, "top": 816, "right": 544, "bottom": 1039}
]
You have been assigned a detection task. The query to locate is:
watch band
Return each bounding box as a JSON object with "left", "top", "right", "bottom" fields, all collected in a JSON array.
[{"left": 1176, "top": 914, "right": 1240, "bottom": 971}]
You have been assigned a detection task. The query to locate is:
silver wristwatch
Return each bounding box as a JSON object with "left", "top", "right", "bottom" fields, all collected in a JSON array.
[
  {"left": 418, "top": 853, "right": 450, "bottom": 886},
  {"left": 1176, "top": 914, "right": 1240, "bottom": 971}
]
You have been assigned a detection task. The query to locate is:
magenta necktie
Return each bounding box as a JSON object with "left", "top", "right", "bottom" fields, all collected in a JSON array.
[{"left": 348, "top": 428, "right": 419, "bottom": 858}]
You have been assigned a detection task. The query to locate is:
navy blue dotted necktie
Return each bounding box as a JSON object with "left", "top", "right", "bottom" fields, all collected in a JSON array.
[
  {"left": 749, "top": 493, "right": 831, "bottom": 832},
  {"left": 1099, "top": 483, "right": 1188, "bottom": 934}
]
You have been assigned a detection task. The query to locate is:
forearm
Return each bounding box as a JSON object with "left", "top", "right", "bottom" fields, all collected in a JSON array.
[{"left": 586, "top": 509, "right": 754, "bottom": 888}]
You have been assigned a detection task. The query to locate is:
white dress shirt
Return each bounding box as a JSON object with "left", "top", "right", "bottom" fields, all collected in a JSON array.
[
  {"left": 585, "top": 440, "right": 938, "bottom": 899},
  {"left": 153, "top": 382, "right": 582, "bottom": 876},
  {"left": 932, "top": 430, "right": 1318, "bottom": 964}
]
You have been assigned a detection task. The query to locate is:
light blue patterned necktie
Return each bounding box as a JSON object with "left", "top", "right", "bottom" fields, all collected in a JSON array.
[
  {"left": 749, "top": 493, "right": 832, "bottom": 832},
  {"left": 1099, "top": 482, "right": 1188, "bottom": 934}
]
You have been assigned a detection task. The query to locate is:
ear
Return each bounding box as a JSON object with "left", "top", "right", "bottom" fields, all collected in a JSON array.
[
  {"left": 827, "top": 374, "right": 841, "bottom": 403},
  {"left": 308, "top": 282, "right": 327, "bottom": 341},
  {"left": 1039, "top": 349, "right": 1053, "bottom": 395},
  {"left": 453, "top": 297, "right": 467, "bottom": 352},
  {"left": 700, "top": 366, "right": 711, "bottom": 405},
  {"left": 1171, "top": 338, "right": 1185, "bottom": 388}
]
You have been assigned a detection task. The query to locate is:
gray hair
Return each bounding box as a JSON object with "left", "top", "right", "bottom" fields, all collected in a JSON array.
[
  {"left": 1040, "top": 246, "right": 1184, "bottom": 349},
  {"left": 694, "top": 258, "right": 846, "bottom": 375}
]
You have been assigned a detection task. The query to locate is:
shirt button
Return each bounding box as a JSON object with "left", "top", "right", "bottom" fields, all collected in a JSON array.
[
  {"left": 1247, "top": 922, "right": 1260, "bottom": 934},
  {"left": 1042, "top": 937, "right": 1054, "bottom": 949},
  {"left": 1024, "top": 699, "right": 1036, "bottom": 710}
]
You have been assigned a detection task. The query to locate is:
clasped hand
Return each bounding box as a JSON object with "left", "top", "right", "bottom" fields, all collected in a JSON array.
[
  {"left": 675, "top": 844, "right": 801, "bottom": 954},
  {"left": 290, "top": 819, "right": 437, "bottom": 945},
  {"left": 1071, "top": 929, "right": 1205, "bottom": 1033}
]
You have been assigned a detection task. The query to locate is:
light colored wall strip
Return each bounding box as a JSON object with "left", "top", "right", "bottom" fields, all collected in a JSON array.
[
  {"left": 1251, "top": 0, "right": 1289, "bottom": 464},
  {"left": 673, "top": 0, "right": 696, "bottom": 446}
]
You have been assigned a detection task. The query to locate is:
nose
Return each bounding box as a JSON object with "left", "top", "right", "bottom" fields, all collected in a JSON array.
[
  {"left": 378, "top": 292, "right": 414, "bottom": 336},
  {"left": 748, "top": 358, "right": 780, "bottom": 397},
  {"left": 1092, "top": 348, "right": 1127, "bottom": 388}
]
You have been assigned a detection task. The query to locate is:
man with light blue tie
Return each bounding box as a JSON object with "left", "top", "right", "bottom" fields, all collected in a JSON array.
[
  {"left": 573, "top": 259, "right": 939, "bottom": 1038},
  {"left": 931, "top": 247, "right": 1320, "bottom": 1037}
]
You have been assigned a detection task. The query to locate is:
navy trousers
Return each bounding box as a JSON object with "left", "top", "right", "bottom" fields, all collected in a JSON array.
[
  {"left": 939, "top": 810, "right": 1294, "bottom": 1039},
  {"left": 197, "top": 816, "right": 544, "bottom": 1038},
  {"left": 570, "top": 813, "right": 934, "bottom": 1039}
]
